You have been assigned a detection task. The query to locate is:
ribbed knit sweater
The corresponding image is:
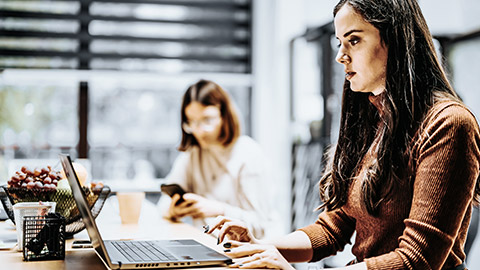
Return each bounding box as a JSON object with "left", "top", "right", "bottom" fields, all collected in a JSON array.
[{"left": 298, "top": 100, "right": 480, "bottom": 270}]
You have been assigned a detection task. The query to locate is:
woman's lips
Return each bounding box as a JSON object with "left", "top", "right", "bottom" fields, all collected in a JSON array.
[{"left": 345, "top": 72, "right": 356, "bottom": 80}]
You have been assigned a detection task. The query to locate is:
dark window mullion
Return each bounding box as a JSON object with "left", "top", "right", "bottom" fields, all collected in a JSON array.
[
  {"left": 0, "top": 10, "right": 78, "bottom": 19},
  {"left": 78, "top": 0, "right": 90, "bottom": 70},
  {"left": 0, "top": 30, "right": 80, "bottom": 39}
]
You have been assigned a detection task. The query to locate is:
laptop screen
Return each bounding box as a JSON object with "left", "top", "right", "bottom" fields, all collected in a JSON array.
[{"left": 59, "top": 154, "right": 111, "bottom": 266}]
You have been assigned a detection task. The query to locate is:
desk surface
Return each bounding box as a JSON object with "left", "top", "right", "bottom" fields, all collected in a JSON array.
[{"left": 0, "top": 195, "right": 229, "bottom": 270}]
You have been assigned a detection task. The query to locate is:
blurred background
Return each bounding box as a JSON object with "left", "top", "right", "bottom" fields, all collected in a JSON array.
[{"left": 1, "top": 0, "right": 479, "bottom": 268}]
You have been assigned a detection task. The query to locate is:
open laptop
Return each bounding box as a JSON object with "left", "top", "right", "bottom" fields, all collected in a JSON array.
[{"left": 60, "top": 154, "right": 231, "bottom": 269}]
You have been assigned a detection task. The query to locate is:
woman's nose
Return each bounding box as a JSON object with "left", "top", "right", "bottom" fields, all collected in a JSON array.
[{"left": 335, "top": 49, "right": 350, "bottom": 64}]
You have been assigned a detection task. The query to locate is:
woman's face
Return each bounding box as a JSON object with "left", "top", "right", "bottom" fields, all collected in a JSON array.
[
  {"left": 334, "top": 4, "right": 388, "bottom": 95},
  {"left": 184, "top": 102, "right": 223, "bottom": 147}
]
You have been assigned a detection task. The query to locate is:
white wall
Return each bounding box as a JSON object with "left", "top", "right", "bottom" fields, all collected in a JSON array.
[
  {"left": 420, "top": 0, "right": 480, "bottom": 35},
  {"left": 251, "top": 0, "right": 344, "bottom": 235}
]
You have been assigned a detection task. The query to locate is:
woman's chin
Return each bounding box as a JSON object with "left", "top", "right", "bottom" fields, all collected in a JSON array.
[
  {"left": 197, "top": 139, "right": 215, "bottom": 148},
  {"left": 350, "top": 87, "right": 364, "bottom": 93},
  {"left": 350, "top": 87, "right": 373, "bottom": 94}
]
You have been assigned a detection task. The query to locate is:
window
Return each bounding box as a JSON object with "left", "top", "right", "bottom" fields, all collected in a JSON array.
[{"left": 0, "top": 0, "right": 252, "bottom": 182}]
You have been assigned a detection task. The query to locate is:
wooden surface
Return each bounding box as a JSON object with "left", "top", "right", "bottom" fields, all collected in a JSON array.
[{"left": 0, "top": 195, "right": 228, "bottom": 270}]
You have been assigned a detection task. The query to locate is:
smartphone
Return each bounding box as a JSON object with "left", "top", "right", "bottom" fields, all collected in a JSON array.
[
  {"left": 160, "top": 183, "right": 186, "bottom": 205},
  {"left": 72, "top": 240, "right": 93, "bottom": 248}
]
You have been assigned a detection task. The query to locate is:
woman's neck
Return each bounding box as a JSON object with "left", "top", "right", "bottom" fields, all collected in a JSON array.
[
  {"left": 368, "top": 91, "right": 387, "bottom": 117},
  {"left": 371, "top": 87, "right": 385, "bottom": 96}
]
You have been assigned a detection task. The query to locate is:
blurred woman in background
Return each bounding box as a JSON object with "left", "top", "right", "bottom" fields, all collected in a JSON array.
[{"left": 159, "top": 79, "right": 275, "bottom": 238}]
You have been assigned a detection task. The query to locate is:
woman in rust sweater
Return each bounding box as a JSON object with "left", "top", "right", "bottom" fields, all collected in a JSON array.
[{"left": 206, "top": 0, "right": 480, "bottom": 269}]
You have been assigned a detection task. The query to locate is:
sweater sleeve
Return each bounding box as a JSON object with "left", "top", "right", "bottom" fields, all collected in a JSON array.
[
  {"left": 364, "top": 105, "right": 480, "bottom": 270},
  {"left": 297, "top": 208, "right": 356, "bottom": 262}
]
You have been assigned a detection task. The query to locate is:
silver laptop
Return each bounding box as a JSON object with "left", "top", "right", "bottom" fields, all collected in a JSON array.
[{"left": 60, "top": 154, "right": 231, "bottom": 269}]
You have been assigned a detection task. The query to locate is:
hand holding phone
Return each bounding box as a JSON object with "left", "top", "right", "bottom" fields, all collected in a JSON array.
[{"left": 161, "top": 184, "right": 186, "bottom": 205}]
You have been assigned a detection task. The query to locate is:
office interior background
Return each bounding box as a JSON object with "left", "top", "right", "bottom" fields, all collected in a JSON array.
[{"left": 1, "top": 0, "right": 479, "bottom": 268}]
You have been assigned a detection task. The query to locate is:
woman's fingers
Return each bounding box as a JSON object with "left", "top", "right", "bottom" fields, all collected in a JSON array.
[
  {"left": 182, "top": 193, "right": 200, "bottom": 201},
  {"left": 227, "top": 247, "right": 291, "bottom": 269},
  {"left": 224, "top": 240, "right": 244, "bottom": 248},
  {"left": 205, "top": 216, "right": 253, "bottom": 243},
  {"left": 232, "top": 254, "right": 261, "bottom": 265},
  {"left": 207, "top": 215, "right": 232, "bottom": 234},
  {"left": 217, "top": 221, "right": 250, "bottom": 243},
  {"left": 224, "top": 244, "right": 267, "bottom": 258},
  {"left": 230, "top": 253, "right": 272, "bottom": 269},
  {"left": 236, "top": 258, "right": 271, "bottom": 269},
  {"left": 167, "top": 194, "right": 181, "bottom": 218},
  {"left": 170, "top": 194, "right": 181, "bottom": 206},
  {"left": 175, "top": 204, "right": 201, "bottom": 218},
  {"left": 169, "top": 194, "right": 198, "bottom": 218}
]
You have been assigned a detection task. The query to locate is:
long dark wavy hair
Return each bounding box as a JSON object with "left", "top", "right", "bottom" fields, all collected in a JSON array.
[{"left": 319, "top": 0, "right": 480, "bottom": 215}]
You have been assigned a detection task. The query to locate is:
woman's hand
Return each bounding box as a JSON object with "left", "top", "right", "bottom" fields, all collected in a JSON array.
[
  {"left": 224, "top": 241, "right": 294, "bottom": 270},
  {"left": 167, "top": 193, "right": 225, "bottom": 220},
  {"left": 206, "top": 216, "right": 258, "bottom": 244},
  {"left": 166, "top": 194, "right": 184, "bottom": 221}
]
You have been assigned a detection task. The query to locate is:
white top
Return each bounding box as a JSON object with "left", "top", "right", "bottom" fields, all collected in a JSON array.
[{"left": 159, "top": 135, "right": 275, "bottom": 238}]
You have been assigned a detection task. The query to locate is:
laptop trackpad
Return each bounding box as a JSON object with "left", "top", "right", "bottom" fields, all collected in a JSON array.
[{"left": 163, "top": 240, "right": 227, "bottom": 261}]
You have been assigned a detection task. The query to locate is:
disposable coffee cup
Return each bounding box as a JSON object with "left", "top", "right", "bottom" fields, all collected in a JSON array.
[
  {"left": 12, "top": 202, "right": 56, "bottom": 251},
  {"left": 116, "top": 192, "right": 145, "bottom": 224}
]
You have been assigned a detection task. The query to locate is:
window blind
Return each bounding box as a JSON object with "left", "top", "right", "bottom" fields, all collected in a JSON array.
[{"left": 0, "top": 0, "right": 252, "bottom": 73}]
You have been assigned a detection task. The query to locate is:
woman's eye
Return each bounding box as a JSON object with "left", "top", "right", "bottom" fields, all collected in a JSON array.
[{"left": 349, "top": 38, "right": 359, "bottom": 46}]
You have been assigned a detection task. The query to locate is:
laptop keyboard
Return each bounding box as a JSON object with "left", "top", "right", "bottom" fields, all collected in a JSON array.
[{"left": 112, "top": 241, "right": 177, "bottom": 262}]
